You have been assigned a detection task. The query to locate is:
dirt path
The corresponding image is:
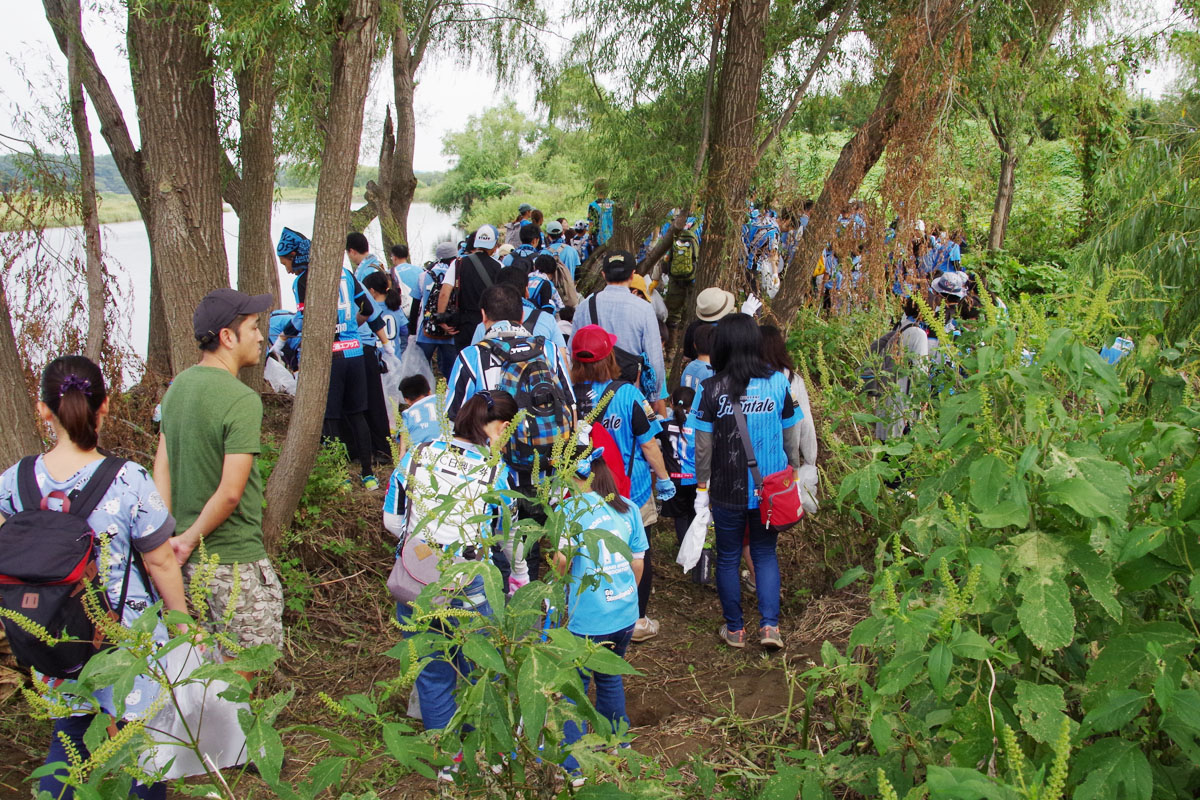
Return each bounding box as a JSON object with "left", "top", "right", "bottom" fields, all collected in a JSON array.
[{"left": 0, "top": 521, "right": 867, "bottom": 799}]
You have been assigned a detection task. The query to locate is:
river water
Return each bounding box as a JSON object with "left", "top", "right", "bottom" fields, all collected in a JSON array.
[{"left": 25, "top": 200, "right": 459, "bottom": 359}]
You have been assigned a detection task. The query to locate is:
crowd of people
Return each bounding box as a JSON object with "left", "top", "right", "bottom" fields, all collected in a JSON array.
[{"left": 2, "top": 192, "right": 1001, "bottom": 794}]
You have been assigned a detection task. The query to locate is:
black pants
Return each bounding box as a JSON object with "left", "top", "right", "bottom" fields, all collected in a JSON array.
[
  {"left": 362, "top": 345, "right": 393, "bottom": 460},
  {"left": 638, "top": 542, "right": 652, "bottom": 619},
  {"left": 325, "top": 351, "right": 372, "bottom": 478}
]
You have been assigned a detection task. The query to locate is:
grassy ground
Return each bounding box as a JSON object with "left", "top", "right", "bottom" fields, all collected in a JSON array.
[{"left": 0, "top": 192, "right": 143, "bottom": 231}]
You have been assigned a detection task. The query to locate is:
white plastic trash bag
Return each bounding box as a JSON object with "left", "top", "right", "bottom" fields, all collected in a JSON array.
[
  {"left": 380, "top": 351, "right": 405, "bottom": 430},
  {"left": 263, "top": 356, "right": 296, "bottom": 395},
  {"left": 396, "top": 335, "right": 434, "bottom": 385},
  {"left": 799, "top": 465, "right": 819, "bottom": 516},
  {"left": 676, "top": 507, "right": 711, "bottom": 573},
  {"left": 140, "top": 644, "right": 249, "bottom": 779}
]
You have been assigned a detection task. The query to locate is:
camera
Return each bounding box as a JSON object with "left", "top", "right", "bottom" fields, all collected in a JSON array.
[{"left": 431, "top": 311, "right": 456, "bottom": 326}]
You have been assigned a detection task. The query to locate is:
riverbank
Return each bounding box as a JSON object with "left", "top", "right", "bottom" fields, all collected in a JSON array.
[
  {"left": 1, "top": 186, "right": 439, "bottom": 232},
  {"left": 0, "top": 192, "right": 142, "bottom": 232}
]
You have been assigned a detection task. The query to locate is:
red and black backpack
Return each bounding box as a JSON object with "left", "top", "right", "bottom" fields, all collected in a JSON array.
[{"left": 0, "top": 456, "right": 133, "bottom": 679}]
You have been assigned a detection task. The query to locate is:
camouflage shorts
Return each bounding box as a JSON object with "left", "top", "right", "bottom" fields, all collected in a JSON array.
[{"left": 183, "top": 558, "right": 284, "bottom": 651}]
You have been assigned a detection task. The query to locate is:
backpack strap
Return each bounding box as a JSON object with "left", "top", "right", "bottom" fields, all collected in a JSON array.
[
  {"left": 464, "top": 253, "right": 494, "bottom": 290},
  {"left": 69, "top": 458, "right": 128, "bottom": 520},
  {"left": 400, "top": 442, "right": 433, "bottom": 545},
  {"left": 588, "top": 293, "right": 601, "bottom": 329},
  {"left": 15, "top": 455, "right": 41, "bottom": 512},
  {"left": 526, "top": 308, "right": 542, "bottom": 332},
  {"left": 730, "top": 396, "right": 764, "bottom": 499}
]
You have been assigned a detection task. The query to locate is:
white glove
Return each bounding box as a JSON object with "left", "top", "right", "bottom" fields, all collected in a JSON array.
[
  {"left": 576, "top": 421, "right": 593, "bottom": 446},
  {"left": 741, "top": 294, "right": 763, "bottom": 316},
  {"left": 694, "top": 488, "right": 710, "bottom": 514},
  {"left": 381, "top": 341, "right": 395, "bottom": 357},
  {"left": 271, "top": 335, "right": 287, "bottom": 356}
]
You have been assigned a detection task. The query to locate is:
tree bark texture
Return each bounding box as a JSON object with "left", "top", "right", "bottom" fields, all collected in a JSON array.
[
  {"left": 64, "top": 0, "right": 105, "bottom": 362},
  {"left": 387, "top": 25, "right": 419, "bottom": 250},
  {"left": 0, "top": 285, "right": 43, "bottom": 465},
  {"left": 771, "top": 0, "right": 970, "bottom": 325},
  {"left": 127, "top": 0, "right": 230, "bottom": 376},
  {"left": 693, "top": 0, "right": 772, "bottom": 297},
  {"left": 235, "top": 56, "right": 280, "bottom": 392},
  {"left": 263, "top": 0, "right": 381, "bottom": 553},
  {"left": 988, "top": 145, "right": 1018, "bottom": 251}
]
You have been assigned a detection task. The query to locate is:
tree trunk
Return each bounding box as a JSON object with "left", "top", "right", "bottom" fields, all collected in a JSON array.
[
  {"left": 987, "top": 145, "right": 1018, "bottom": 252},
  {"left": 771, "top": 0, "right": 969, "bottom": 325},
  {"left": 262, "top": 0, "right": 381, "bottom": 553},
  {"left": 234, "top": 55, "right": 279, "bottom": 392},
  {"left": 0, "top": 285, "right": 42, "bottom": 464},
  {"left": 388, "top": 27, "right": 419, "bottom": 250},
  {"left": 146, "top": 265, "right": 171, "bottom": 377},
  {"left": 693, "top": 0, "right": 772, "bottom": 297},
  {"left": 65, "top": 0, "right": 105, "bottom": 362},
  {"left": 128, "top": 0, "right": 229, "bottom": 376}
]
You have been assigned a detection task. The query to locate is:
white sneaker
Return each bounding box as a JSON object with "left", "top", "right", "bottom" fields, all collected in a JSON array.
[{"left": 631, "top": 617, "right": 659, "bottom": 642}]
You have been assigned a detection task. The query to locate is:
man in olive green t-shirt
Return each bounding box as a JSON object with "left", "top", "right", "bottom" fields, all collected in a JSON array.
[{"left": 154, "top": 288, "right": 284, "bottom": 652}]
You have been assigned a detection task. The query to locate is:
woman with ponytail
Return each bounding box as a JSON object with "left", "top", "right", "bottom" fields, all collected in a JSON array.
[
  {"left": 553, "top": 446, "right": 649, "bottom": 777},
  {"left": 0, "top": 356, "right": 189, "bottom": 799}
]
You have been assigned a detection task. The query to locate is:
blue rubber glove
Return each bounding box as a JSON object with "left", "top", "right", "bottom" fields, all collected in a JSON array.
[{"left": 655, "top": 477, "right": 677, "bottom": 501}]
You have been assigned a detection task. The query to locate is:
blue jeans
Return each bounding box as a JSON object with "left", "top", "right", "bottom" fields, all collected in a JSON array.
[
  {"left": 562, "top": 624, "right": 635, "bottom": 771},
  {"left": 42, "top": 715, "right": 165, "bottom": 800},
  {"left": 396, "top": 576, "right": 493, "bottom": 731},
  {"left": 712, "top": 506, "right": 780, "bottom": 631},
  {"left": 418, "top": 340, "right": 456, "bottom": 378}
]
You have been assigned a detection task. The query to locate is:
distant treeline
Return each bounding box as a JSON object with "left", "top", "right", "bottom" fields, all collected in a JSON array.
[{"left": 0, "top": 153, "right": 445, "bottom": 195}]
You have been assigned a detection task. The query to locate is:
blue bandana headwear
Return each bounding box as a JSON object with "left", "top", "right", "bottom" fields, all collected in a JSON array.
[
  {"left": 276, "top": 227, "right": 311, "bottom": 267},
  {"left": 574, "top": 446, "right": 606, "bottom": 478}
]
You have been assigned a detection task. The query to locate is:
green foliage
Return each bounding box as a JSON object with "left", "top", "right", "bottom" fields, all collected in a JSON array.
[
  {"left": 778, "top": 287, "right": 1200, "bottom": 798},
  {"left": 430, "top": 106, "right": 589, "bottom": 228}
]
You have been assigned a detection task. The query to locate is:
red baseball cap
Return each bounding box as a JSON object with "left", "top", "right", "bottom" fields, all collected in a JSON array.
[{"left": 572, "top": 324, "right": 619, "bottom": 363}]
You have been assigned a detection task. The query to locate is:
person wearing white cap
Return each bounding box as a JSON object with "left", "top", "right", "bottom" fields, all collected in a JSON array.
[{"left": 439, "top": 225, "right": 501, "bottom": 352}]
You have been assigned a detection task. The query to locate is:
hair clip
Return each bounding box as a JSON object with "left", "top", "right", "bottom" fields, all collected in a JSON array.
[
  {"left": 59, "top": 374, "right": 92, "bottom": 398},
  {"left": 478, "top": 390, "right": 495, "bottom": 411}
]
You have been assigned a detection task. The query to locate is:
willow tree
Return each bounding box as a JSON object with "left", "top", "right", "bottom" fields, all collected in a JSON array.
[
  {"left": 262, "top": 0, "right": 383, "bottom": 551},
  {"left": 347, "top": 0, "right": 549, "bottom": 253}
]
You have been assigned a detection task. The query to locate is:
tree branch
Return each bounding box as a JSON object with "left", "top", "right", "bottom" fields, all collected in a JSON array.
[{"left": 756, "top": 0, "right": 858, "bottom": 160}]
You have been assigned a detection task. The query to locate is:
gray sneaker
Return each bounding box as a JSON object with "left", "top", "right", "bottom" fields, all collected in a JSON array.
[
  {"left": 718, "top": 624, "right": 746, "bottom": 648},
  {"left": 759, "top": 625, "right": 784, "bottom": 650}
]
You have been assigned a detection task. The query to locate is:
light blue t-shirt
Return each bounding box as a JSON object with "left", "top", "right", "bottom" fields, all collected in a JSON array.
[
  {"left": 356, "top": 255, "right": 389, "bottom": 347},
  {"left": 560, "top": 491, "right": 648, "bottom": 637},
  {"left": 0, "top": 457, "right": 174, "bottom": 719},
  {"left": 400, "top": 394, "right": 441, "bottom": 446},
  {"left": 376, "top": 305, "right": 408, "bottom": 352},
  {"left": 680, "top": 359, "right": 714, "bottom": 393},
  {"left": 394, "top": 262, "right": 424, "bottom": 300},
  {"left": 542, "top": 239, "right": 581, "bottom": 280}
]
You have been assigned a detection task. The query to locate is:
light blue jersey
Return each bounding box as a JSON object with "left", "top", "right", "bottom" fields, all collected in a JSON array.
[
  {"left": 577, "top": 380, "right": 660, "bottom": 506},
  {"left": 356, "top": 255, "right": 389, "bottom": 347},
  {"left": 400, "top": 394, "right": 441, "bottom": 446},
  {"left": 560, "top": 491, "right": 648, "bottom": 637},
  {"left": 542, "top": 239, "right": 581, "bottom": 280},
  {"left": 680, "top": 359, "right": 714, "bottom": 393}
]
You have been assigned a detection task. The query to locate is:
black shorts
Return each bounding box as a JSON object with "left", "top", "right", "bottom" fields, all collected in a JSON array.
[{"left": 325, "top": 349, "right": 368, "bottom": 419}]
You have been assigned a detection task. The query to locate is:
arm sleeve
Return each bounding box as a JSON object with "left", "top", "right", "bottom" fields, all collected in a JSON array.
[
  {"left": 126, "top": 464, "right": 176, "bottom": 553},
  {"left": 642, "top": 307, "right": 667, "bottom": 400},
  {"left": 779, "top": 383, "right": 797, "bottom": 429},
  {"left": 223, "top": 394, "right": 264, "bottom": 455},
  {"left": 695, "top": 429, "right": 713, "bottom": 484},
  {"left": 0, "top": 465, "right": 17, "bottom": 517},
  {"left": 628, "top": 390, "right": 654, "bottom": 444},
  {"left": 445, "top": 351, "right": 476, "bottom": 420},
  {"left": 690, "top": 384, "right": 714, "bottom": 433},
  {"left": 792, "top": 375, "right": 818, "bottom": 466},
  {"left": 783, "top": 424, "right": 801, "bottom": 470},
  {"left": 628, "top": 507, "right": 649, "bottom": 555}
]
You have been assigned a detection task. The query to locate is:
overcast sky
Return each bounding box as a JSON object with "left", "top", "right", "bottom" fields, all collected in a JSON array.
[{"left": 0, "top": 1, "right": 1183, "bottom": 173}]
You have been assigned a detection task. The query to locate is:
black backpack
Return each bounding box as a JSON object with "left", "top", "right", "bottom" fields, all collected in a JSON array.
[
  {"left": 507, "top": 248, "right": 538, "bottom": 276},
  {"left": 860, "top": 321, "right": 920, "bottom": 397},
  {"left": 587, "top": 294, "right": 647, "bottom": 385},
  {"left": 0, "top": 457, "right": 138, "bottom": 679},
  {"left": 420, "top": 262, "right": 455, "bottom": 339}
]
